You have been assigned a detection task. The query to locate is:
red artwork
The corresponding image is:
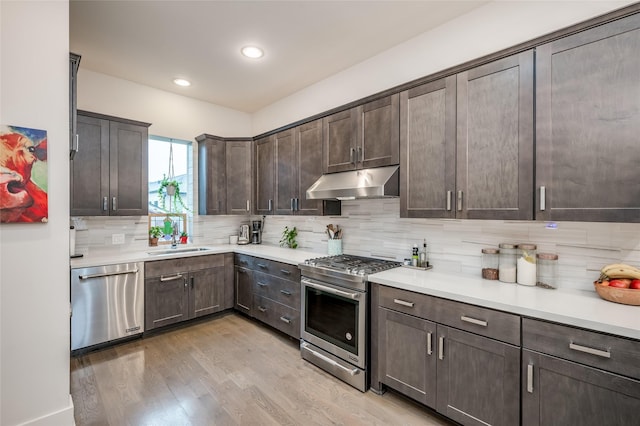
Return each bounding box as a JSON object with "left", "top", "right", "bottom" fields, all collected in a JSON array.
[{"left": 0, "top": 125, "right": 48, "bottom": 223}]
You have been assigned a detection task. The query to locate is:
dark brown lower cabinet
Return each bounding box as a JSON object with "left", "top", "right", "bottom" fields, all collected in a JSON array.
[
  {"left": 145, "top": 272, "right": 189, "bottom": 330},
  {"left": 436, "top": 326, "right": 520, "bottom": 426},
  {"left": 522, "top": 350, "right": 640, "bottom": 426},
  {"left": 234, "top": 266, "right": 253, "bottom": 314}
]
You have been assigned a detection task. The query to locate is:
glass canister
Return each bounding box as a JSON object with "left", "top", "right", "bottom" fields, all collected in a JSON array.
[
  {"left": 517, "top": 243, "right": 537, "bottom": 286},
  {"left": 536, "top": 253, "right": 558, "bottom": 289},
  {"left": 481, "top": 248, "right": 499, "bottom": 280},
  {"left": 498, "top": 243, "right": 517, "bottom": 283}
]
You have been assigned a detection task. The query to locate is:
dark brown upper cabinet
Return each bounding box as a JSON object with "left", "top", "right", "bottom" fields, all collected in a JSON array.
[
  {"left": 255, "top": 135, "right": 275, "bottom": 215},
  {"left": 536, "top": 13, "right": 640, "bottom": 223},
  {"left": 401, "top": 51, "right": 534, "bottom": 220},
  {"left": 324, "top": 94, "right": 399, "bottom": 173},
  {"left": 71, "top": 111, "right": 149, "bottom": 216}
]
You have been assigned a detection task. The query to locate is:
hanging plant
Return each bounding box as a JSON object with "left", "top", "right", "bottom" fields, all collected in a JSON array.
[{"left": 157, "top": 175, "right": 190, "bottom": 212}]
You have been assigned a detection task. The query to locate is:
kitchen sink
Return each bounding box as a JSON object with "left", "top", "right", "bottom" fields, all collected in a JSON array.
[{"left": 147, "top": 247, "right": 214, "bottom": 256}]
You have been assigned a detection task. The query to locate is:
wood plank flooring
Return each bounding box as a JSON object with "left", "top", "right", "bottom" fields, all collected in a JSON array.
[{"left": 71, "top": 313, "right": 453, "bottom": 426}]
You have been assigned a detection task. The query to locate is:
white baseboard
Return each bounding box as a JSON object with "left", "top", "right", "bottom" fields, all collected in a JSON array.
[{"left": 17, "top": 395, "right": 74, "bottom": 426}]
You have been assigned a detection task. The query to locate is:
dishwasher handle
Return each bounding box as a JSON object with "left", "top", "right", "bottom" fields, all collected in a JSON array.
[{"left": 79, "top": 269, "right": 138, "bottom": 280}]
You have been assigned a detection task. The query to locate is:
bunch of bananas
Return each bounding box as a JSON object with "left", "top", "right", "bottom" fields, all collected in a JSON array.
[{"left": 599, "top": 263, "right": 640, "bottom": 281}]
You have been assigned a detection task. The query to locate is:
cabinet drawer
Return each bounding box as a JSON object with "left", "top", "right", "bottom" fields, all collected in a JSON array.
[
  {"left": 252, "top": 295, "right": 300, "bottom": 339},
  {"left": 379, "top": 285, "right": 438, "bottom": 321},
  {"left": 253, "top": 271, "right": 301, "bottom": 309},
  {"left": 146, "top": 254, "right": 224, "bottom": 278},
  {"left": 252, "top": 258, "right": 301, "bottom": 281},
  {"left": 523, "top": 318, "right": 640, "bottom": 380},
  {"left": 234, "top": 254, "right": 254, "bottom": 269},
  {"left": 436, "top": 298, "right": 521, "bottom": 345}
]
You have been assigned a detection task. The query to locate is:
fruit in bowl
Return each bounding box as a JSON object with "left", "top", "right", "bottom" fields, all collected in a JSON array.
[{"left": 594, "top": 263, "right": 640, "bottom": 306}]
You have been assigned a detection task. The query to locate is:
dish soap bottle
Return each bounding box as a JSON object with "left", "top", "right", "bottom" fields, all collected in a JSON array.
[
  {"left": 412, "top": 244, "right": 419, "bottom": 267},
  {"left": 419, "top": 239, "right": 428, "bottom": 268}
]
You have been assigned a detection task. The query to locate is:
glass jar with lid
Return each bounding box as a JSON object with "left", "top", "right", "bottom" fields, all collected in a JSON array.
[
  {"left": 498, "top": 243, "right": 517, "bottom": 283},
  {"left": 536, "top": 253, "right": 558, "bottom": 289},
  {"left": 482, "top": 248, "right": 499, "bottom": 280},
  {"left": 517, "top": 243, "right": 537, "bottom": 286}
]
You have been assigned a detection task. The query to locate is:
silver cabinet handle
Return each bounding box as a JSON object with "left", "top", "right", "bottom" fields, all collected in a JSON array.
[
  {"left": 302, "top": 342, "right": 359, "bottom": 376},
  {"left": 103, "top": 196, "right": 108, "bottom": 212},
  {"left": 237, "top": 268, "right": 247, "bottom": 274},
  {"left": 257, "top": 281, "right": 267, "bottom": 287},
  {"left": 457, "top": 190, "right": 463, "bottom": 211},
  {"left": 79, "top": 269, "right": 138, "bottom": 280},
  {"left": 290, "top": 198, "right": 295, "bottom": 211},
  {"left": 268, "top": 199, "right": 272, "bottom": 212},
  {"left": 350, "top": 147, "right": 355, "bottom": 164},
  {"left": 356, "top": 146, "right": 362, "bottom": 163},
  {"left": 427, "top": 332, "right": 433, "bottom": 355},
  {"left": 527, "top": 364, "right": 534, "bottom": 393},
  {"left": 461, "top": 315, "right": 488, "bottom": 327},
  {"left": 246, "top": 200, "right": 250, "bottom": 212},
  {"left": 279, "top": 316, "right": 291, "bottom": 324},
  {"left": 280, "top": 289, "right": 292, "bottom": 296},
  {"left": 280, "top": 269, "right": 291, "bottom": 275},
  {"left": 302, "top": 278, "right": 360, "bottom": 300},
  {"left": 160, "top": 273, "right": 183, "bottom": 282},
  {"left": 438, "top": 336, "right": 444, "bottom": 360},
  {"left": 295, "top": 198, "right": 300, "bottom": 211},
  {"left": 569, "top": 342, "right": 611, "bottom": 359},
  {"left": 70, "top": 134, "right": 79, "bottom": 159},
  {"left": 540, "top": 186, "right": 546, "bottom": 211},
  {"left": 257, "top": 306, "right": 267, "bottom": 312},
  {"left": 393, "top": 298, "right": 414, "bottom": 308},
  {"left": 257, "top": 263, "right": 267, "bottom": 269},
  {"left": 184, "top": 277, "right": 188, "bottom": 289},
  {"left": 112, "top": 197, "right": 117, "bottom": 211},
  {"left": 446, "top": 191, "right": 452, "bottom": 211}
]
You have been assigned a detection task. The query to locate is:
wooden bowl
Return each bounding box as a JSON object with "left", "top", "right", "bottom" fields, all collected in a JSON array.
[{"left": 594, "top": 281, "right": 640, "bottom": 306}]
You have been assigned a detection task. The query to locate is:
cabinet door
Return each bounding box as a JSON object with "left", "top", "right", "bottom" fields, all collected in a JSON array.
[
  {"left": 522, "top": 350, "right": 640, "bottom": 426},
  {"left": 400, "top": 76, "right": 456, "bottom": 218},
  {"left": 359, "top": 94, "right": 399, "bottom": 169},
  {"left": 145, "top": 274, "right": 188, "bottom": 331},
  {"left": 109, "top": 120, "right": 148, "bottom": 216},
  {"left": 69, "top": 53, "right": 81, "bottom": 159},
  {"left": 456, "top": 50, "right": 534, "bottom": 220},
  {"left": 324, "top": 109, "right": 358, "bottom": 173},
  {"left": 436, "top": 326, "right": 520, "bottom": 426},
  {"left": 296, "top": 119, "right": 325, "bottom": 215},
  {"left": 197, "top": 136, "right": 226, "bottom": 215},
  {"left": 71, "top": 114, "right": 110, "bottom": 216},
  {"left": 536, "top": 14, "right": 640, "bottom": 222},
  {"left": 378, "top": 307, "right": 437, "bottom": 407},
  {"left": 189, "top": 267, "right": 224, "bottom": 319},
  {"left": 255, "top": 135, "right": 274, "bottom": 214},
  {"left": 226, "top": 140, "right": 253, "bottom": 215},
  {"left": 235, "top": 266, "right": 253, "bottom": 314},
  {"left": 274, "top": 129, "right": 296, "bottom": 215},
  {"left": 223, "top": 253, "right": 235, "bottom": 310}
]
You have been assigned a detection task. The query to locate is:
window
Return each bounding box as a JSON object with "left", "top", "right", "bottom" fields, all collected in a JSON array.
[{"left": 148, "top": 136, "right": 193, "bottom": 243}]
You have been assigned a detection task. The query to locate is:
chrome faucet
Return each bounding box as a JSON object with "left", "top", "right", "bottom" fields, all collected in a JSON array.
[{"left": 171, "top": 221, "right": 179, "bottom": 248}]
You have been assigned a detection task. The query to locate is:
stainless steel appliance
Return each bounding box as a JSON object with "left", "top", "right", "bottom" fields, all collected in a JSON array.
[
  {"left": 71, "top": 262, "right": 144, "bottom": 351},
  {"left": 299, "top": 254, "right": 400, "bottom": 391},
  {"left": 306, "top": 165, "right": 399, "bottom": 200},
  {"left": 251, "top": 219, "right": 263, "bottom": 244},
  {"left": 238, "top": 224, "right": 250, "bottom": 244}
]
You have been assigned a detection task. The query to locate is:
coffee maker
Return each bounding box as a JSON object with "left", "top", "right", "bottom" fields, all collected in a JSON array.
[{"left": 251, "top": 219, "right": 263, "bottom": 244}]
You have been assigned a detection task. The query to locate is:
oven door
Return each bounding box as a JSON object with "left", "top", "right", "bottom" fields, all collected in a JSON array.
[{"left": 301, "top": 277, "right": 366, "bottom": 369}]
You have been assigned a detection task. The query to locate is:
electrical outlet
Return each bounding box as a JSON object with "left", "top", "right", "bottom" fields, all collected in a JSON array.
[{"left": 112, "top": 233, "right": 125, "bottom": 245}]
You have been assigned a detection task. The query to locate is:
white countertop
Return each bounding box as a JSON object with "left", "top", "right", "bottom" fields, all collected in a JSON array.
[{"left": 368, "top": 267, "right": 640, "bottom": 341}]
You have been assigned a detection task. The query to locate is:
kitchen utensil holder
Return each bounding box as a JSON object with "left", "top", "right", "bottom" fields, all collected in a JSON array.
[{"left": 328, "top": 239, "right": 342, "bottom": 255}]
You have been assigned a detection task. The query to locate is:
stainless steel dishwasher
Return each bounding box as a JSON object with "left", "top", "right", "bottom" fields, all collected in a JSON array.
[{"left": 71, "top": 262, "right": 144, "bottom": 351}]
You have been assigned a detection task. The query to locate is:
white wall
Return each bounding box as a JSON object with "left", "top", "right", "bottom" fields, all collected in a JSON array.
[
  {"left": 78, "top": 70, "right": 252, "bottom": 141},
  {"left": 0, "top": 1, "right": 74, "bottom": 425},
  {"left": 252, "top": 0, "right": 635, "bottom": 134}
]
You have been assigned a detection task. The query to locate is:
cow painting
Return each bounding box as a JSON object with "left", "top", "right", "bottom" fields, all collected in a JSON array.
[{"left": 0, "top": 125, "right": 48, "bottom": 223}]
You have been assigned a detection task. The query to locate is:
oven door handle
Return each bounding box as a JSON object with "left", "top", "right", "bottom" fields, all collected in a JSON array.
[
  {"left": 301, "top": 342, "right": 359, "bottom": 376},
  {"left": 302, "top": 278, "right": 361, "bottom": 300}
]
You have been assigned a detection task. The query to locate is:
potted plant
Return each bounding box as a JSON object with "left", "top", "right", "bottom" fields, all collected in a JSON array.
[
  {"left": 158, "top": 174, "right": 190, "bottom": 212},
  {"left": 149, "top": 226, "right": 163, "bottom": 246},
  {"left": 279, "top": 226, "right": 298, "bottom": 249},
  {"left": 180, "top": 231, "right": 188, "bottom": 244}
]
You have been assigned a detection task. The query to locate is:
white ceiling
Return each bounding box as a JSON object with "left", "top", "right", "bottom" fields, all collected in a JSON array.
[{"left": 70, "top": 1, "right": 488, "bottom": 113}]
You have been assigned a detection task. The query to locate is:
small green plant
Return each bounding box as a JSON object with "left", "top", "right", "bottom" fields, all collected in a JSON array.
[
  {"left": 149, "top": 226, "right": 163, "bottom": 239},
  {"left": 158, "top": 174, "right": 190, "bottom": 213},
  {"left": 180, "top": 231, "right": 188, "bottom": 238},
  {"left": 280, "top": 226, "right": 298, "bottom": 249}
]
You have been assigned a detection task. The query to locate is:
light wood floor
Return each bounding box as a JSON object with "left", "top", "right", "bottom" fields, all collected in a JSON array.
[{"left": 71, "top": 313, "right": 453, "bottom": 426}]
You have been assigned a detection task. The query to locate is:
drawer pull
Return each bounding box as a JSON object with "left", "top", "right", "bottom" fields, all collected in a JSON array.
[
  {"left": 279, "top": 316, "right": 291, "bottom": 324},
  {"left": 160, "top": 273, "right": 183, "bottom": 282},
  {"left": 438, "top": 336, "right": 444, "bottom": 360},
  {"left": 257, "top": 306, "right": 267, "bottom": 312},
  {"left": 257, "top": 263, "right": 268, "bottom": 269},
  {"left": 393, "top": 299, "right": 414, "bottom": 308},
  {"left": 280, "top": 269, "right": 291, "bottom": 275},
  {"left": 257, "top": 282, "right": 267, "bottom": 287},
  {"left": 427, "top": 332, "right": 433, "bottom": 355},
  {"left": 527, "top": 364, "right": 534, "bottom": 393},
  {"left": 569, "top": 342, "right": 611, "bottom": 359},
  {"left": 280, "top": 289, "right": 292, "bottom": 296},
  {"left": 461, "top": 315, "right": 488, "bottom": 327}
]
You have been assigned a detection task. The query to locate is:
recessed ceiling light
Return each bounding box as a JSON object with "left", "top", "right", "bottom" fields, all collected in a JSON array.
[
  {"left": 241, "top": 46, "right": 264, "bottom": 59},
  {"left": 173, "top": 78, "right": 191, "bottom": 87}
]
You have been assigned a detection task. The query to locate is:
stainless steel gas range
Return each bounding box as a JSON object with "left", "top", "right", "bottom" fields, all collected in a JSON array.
[{"left": 299, "top": 254, "right": 400, "bottom": 392}]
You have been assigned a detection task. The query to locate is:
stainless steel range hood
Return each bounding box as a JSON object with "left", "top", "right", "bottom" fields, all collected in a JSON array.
[{"left": 306, "top": 165, "right": 399, "bottom": 200}]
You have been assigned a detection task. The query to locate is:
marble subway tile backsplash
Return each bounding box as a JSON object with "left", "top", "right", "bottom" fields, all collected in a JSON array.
[{"left": 72, "top": 198, "right": 640, "bottom": 292}]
